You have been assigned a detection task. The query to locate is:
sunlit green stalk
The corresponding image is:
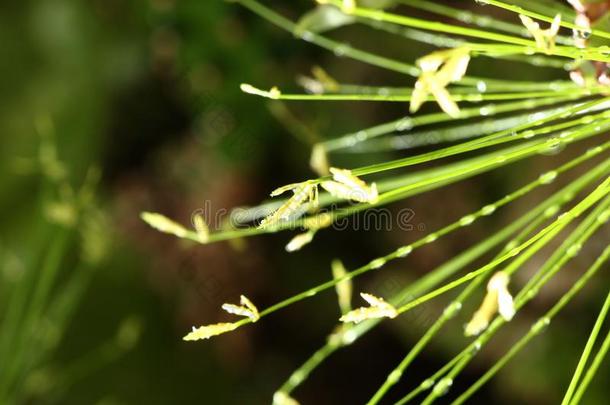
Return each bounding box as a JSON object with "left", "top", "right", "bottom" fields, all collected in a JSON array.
[
  {"left": 569, "top": 326, "right": 610, "bottom": 404},
  {"left": 561, "top": 286, "right": 610, "bottom": 404}
]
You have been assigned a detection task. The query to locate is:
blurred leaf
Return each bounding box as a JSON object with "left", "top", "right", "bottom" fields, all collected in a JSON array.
[{"left": 295, "top": 5, "right": 355, "bottom": 35}]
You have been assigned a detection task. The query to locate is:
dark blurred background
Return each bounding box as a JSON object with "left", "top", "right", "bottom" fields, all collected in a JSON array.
[{"left": 1, "top": 1, "right": 609, "bottom": 404}]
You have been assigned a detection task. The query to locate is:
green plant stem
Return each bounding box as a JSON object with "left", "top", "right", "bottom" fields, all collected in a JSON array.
[
  {"left": 569, "top": 327, "right": 610, "bottom": 404},
  {"left": 0, "top": 228, "right": 70, "bottom": 402},
  {"left": 252, "top": 88, "right": 605, "bottom": 102},
  {"left": 561, "top": 288, "right": 610, "bottom": 404}
]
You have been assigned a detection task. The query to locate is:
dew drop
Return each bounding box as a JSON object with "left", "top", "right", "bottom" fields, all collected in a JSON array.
[
  {"left": 289, "top": 371, "right": 306, "bottom": 386},
  {"left": 444, "top": 301, "right": 462, "bottom": 318},
  {"left": 377, "top": 87, "right": 390, "bottom": 97},
  {"left": 531, "top": 317, "right": 551, "bottom": 334},
  {"left": 481, "top": 204, "right": 496, "bottom": 216},
  {"left": 566, "top": 243, "right": 582, "bottom": 257},
  {"left": 587, "top": 146, "right": 603, "bottom": 155},
  {"left": 530, "top": 112, "right": 547, "bottom": 121},
  {"left": 524, "top": 47, "right": 536, "bottom": 55},
  {"left": 526, "top": 287, "right": 539, "bottom": 300},
  {"left": 300, "top": 30, "right": 314, "bottom": 42},
  {"left": 333, "top": 44, "right": 350, "bottom": 57},
  {"left": 370, "top": 258, "right": 387, "bottom": 269},
  {"left": 396, "top": 245, "right": 413, "bottom": 258},
  {"left": 550, "top": 81, "right": 564, "bottom": 90},
  {"left": 478, "top": 16, "right": 492, "bottom": 26},
  {"left": 540, "top": 137, "right": 564, "bottom": 155},
  {"left": 539, "top": 171, "right": 557, "bottom": 184},
  {"left": 476, "top": 81, "right": 487, "bottom": 92},
  {"left": 342, "top": 329, "right": 358, "bottom": 345},
  {"left": 432, "top": 378, "right": 453, "bottom": 396},
  {"left": 521, "top": 130, "right": 535, "bottom": 139},
  {"left": 544, "top": 205, "right": 559, "bottom": 218},
  {"left": 580, "top": 115, "right": 594, "bottom": 124},
  {"left": 395, "top": 118, "right": 413, "bottom": 132},
  {"left": 597, "top": 210, "right": 610, "bottom": 223},
  {"left": 479, "top": 106, "right": 493, "bottom": 116},
  {"left": 458, "top": 12, "right": 473, "bottom": 23},
  {"left": 504, "top": 240, "right": 518, "bottom": 251},
  {"left": 459, "top": 215, "right": 475, "bottom": 226},
  {"left": 424, "top": 234, "right": 438, "bottom": 243},
  {"left": 355, "top": 130, "right": 368, "bottom": 142},
  {"left": 420, "top": 378, "right": 435, "bottom": 390},
  {"left": 387, "top": 369, "right": 403, "bottom": 384}
]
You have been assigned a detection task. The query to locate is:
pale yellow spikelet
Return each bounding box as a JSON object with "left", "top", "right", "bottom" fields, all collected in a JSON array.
[
  {"left": 329, "top": 167, "right": 365, "bottom": 188},
  {"left": 192, "top": 213, "right": 210, "bottom": 243},
  {"left": 320, "top": 181, "right": 358, "bottom": 200},
  {"left": 303, "top": 212, "right": 333, "bottom": 230},
  {"left": 141, "top": 212, "right": 189, "bottom": 238},
  {"left": 311, "top": 66, "right": 339, "bottom": 92},
  {"left": 519, "top": 14, "right": 561, "bottom": 54},
  {"left": 273, "top": 391, "right": 301, "bottom": 405},
  {"left": 321, "top": 167, "right": 378, "bottom": 203},
  {"left": 437, "top": 48, "right": 470, "bottom": 83},
  {"left": 340, "top": 292, "right": 397, "bottom": 324},
  {"left": 490, "top": 272, "right": 515, "bottom": 320},
  {"left": 332, "top": 259, "right": 352, "bottom": 314},
  {"left": 260, "top": 182, "right": 319, "bottom": 228},
  {"left": 240, "top": 295, "right": 259, "bottom": 319},
  {"left": 410, "top": 47, "right": 470, "bottom": 118},
  {"left": 409, "top": 76, "right": 432, "bottom": 117},
  {"left": 285, "top": 230, "right": 316, "bottom": 252},
  {"left": 310, "top": 144, "right": 330, "bottom": 176},
  {"left": 427, "top": 81, "right": 460, "bottom": 119},
  {"left": 222, "top": 295, "right": 260, "bottom": 322},
  {"left": 296, "top": 65, "right": 339, "bottom": 95},
  {"left": 270, "top": 182, "right": 304, "bottom": 197},
  {"left": 240, "top": 83, "right": 282, "bottom": 99},
  {"left": 464, "top": 290, "right": 498, "bottom": 337},
  {"left": 465, "top": 271, "right": 515, "bottom": 336},
  {"left": 183, "top": 322, "right": 238, "bottom": 341}
]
